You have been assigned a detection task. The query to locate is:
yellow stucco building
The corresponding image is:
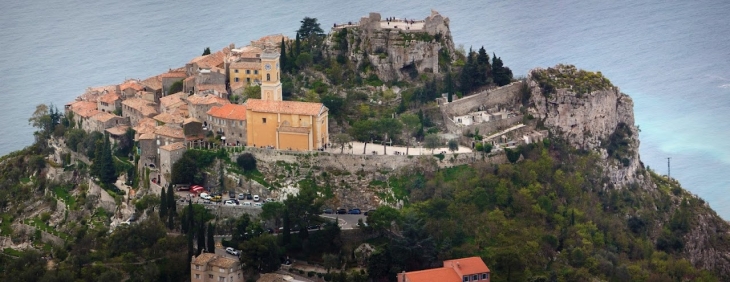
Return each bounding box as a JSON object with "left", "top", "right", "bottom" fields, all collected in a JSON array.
[{"left": 245, "top": 51, "right": 329, "bottom": 151}]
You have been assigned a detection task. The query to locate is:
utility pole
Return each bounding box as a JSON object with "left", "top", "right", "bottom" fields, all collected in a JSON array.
[{"left": 667, "top": 157, "right": 671, "bottom": 180}]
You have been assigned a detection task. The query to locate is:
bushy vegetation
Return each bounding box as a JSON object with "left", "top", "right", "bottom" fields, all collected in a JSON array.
[{"left": 531, "top": 64, "right": 613, "bottom": 96}]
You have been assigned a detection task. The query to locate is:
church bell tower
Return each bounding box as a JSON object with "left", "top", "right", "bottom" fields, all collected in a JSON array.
[{"left": 260, "top": 49, "right": 282, "bottom": 101}]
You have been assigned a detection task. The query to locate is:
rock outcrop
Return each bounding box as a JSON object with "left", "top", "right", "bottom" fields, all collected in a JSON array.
[
  {"left": 325, "top": 10, "right": 456, "bottom": 82},
  {"left": 528, "top": 68, "right": 643, "bottom": 188}
]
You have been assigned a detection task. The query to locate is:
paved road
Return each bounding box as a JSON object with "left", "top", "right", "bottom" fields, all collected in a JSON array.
[{"left": 320, "top": 214, "right": 367, "bottom": 230}]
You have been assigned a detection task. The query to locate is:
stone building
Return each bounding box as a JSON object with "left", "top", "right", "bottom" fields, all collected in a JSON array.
[
  {"left": 185, "top": 94, "right": 230, "bottom": 127},
  {"left": 190, "top": 253, "right": 243, "bottom": 282},
  {"left": 86, "top": 112, "right": 129, "bottom": 133},
  {"left": 154, "top": 124, "right": 185, "bottom": 147},
  {"left": 207, "top": 104, "right": 247, "bottom": 145},
  {"left": 183, "top": 118, "right": 204, "bottom": 141},
  {"left": 397, "top": 256, "right": 490, "bottom": 282},
  {"left": 137, "top": 133, "right": 157, "bottom": 168},
  {"left": 158, "top": 142, "right": 186, "bottom": 188},
  {"left": 97, "top": 91, "right": 121, "bottom": 113},
  {"left": 121, "top": 97, "right": 158, "bottom": 125},
  {"left": 65, "top": 101, "right": 99, "bottom": 130},
  {"left": 160, "top": 68, "right": 188, "bottom": 95}
]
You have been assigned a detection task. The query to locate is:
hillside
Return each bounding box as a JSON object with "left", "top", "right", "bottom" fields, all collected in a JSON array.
[{"left": 0, "top": 12, "right": 729, "bottom": 282}]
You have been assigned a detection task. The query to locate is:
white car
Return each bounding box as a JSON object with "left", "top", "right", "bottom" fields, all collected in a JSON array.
[
  {"left": 200, "top": 193, "right": 211, "bottom": 200},
  {"left": 225, "top": 247, "right": 239, "bottom": 256},
  {"left": 253, "top": 195, "right": 260, "bottom": 202},
  {"left": 224, "top": 200, "right": 237, "bottom": 206},
  {"left": 254, "top": 202, "right": 263, "bottom": 207},
  {"left": 242, "top": 202, "right": 252, "bottom": 206}
]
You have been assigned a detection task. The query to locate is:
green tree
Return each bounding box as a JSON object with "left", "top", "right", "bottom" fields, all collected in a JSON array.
[
  {"left": 159, "top": 188, "right": 168, "bottom": 220},
  {"left": 332, "top": 133, "right": 352, "bottom": 154},
  {"left": 98, "top": 133, "right": 117, "bottom": 184},
  {"left": 116, "top": 127, "right": 135, "bottom": 157},
  {"left": 492, "top": 53, "right": 513, "bottom": 86},
  {"left": 239, "top": 235, "right": 282, "bottom": 273},
  {"left": 167, "top": 184, "right": 176, "bottom": 228},
  {"left": 321, "top": 94, "right": 344, "bottom": 117},
  {"left": 388, "top": 214, "right": 437, "bottom": 271},
  {"left": 295, "top": 52, "right": 313, "bottom": 68},
  {"left": 400, "top": 113, "right": 421, "bottom": 155},
  {"left": 448, "top": 139, "right": 459, "bottom": 153},
  {"left": 280, "top": 38, "right": 288, "bottom": 72},
  {"left": 206, "top": 223, "right": 215, "bottom": 253},
  {"left": 202, "top": 47, "right": 211, "bottom": 56},
  {"left": 196, "top": 219, "right": 205, "bottom": 255},
  {"left": 243, "top": 85, "right": 261, "bottom": 100},
  {"left": 236, "top": 153, "right": 257, "bottom": 171},
  {"left": 349, "top": 119, "right": 376, "bottom": 154},
  {"left": 64, "top": 128, "right": 87, "bottom": 152},
  {"left": 376, "top": 118, "right": 403, "bottom": 155},
  {"left": 260, "top": 201, "right": 286, "bottom": 227},
  {"left": 368, "top": 206, "right": 401, "bottom": 236},
  {"left": 297, "top": 17, "right": 324, "bottom": 41},
  {"left": 169, "top": 80, "right": 183, "bottom": 94},
  {"left": 424, "top": 134, "right": 441, "bottom": 154}
]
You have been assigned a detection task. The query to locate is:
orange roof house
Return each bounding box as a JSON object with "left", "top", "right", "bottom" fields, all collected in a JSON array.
[
  {"left": 245, "top": 99, "right": 325, "bottom": 116},
  {"left": 397, "top": 257, "right": 491, "bottom": 282},
  {"left": 207, "top": 104, "right": 247, "bottom": 121}
]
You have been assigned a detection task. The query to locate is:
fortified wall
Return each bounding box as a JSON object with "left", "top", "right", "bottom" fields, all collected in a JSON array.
[{"left": 440, "top": 82, "right": 523, "bottom": 135}]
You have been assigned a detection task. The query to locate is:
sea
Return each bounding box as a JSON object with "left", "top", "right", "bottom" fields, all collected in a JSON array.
[{"left": 1, "top": 0, "right": 729, "bottom": 218}]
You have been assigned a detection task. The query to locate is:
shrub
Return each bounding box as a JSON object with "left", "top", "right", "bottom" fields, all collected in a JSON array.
[{"left": 236, "top": 153, "right": 257, "bottom": 171}]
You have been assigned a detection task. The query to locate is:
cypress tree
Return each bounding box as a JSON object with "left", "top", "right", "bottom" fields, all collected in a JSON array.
[
  {"left": 295, "top": 33, "right": 301, "bottom": 57},
  {"left": 282, "top": 209, "right": 291, "bottom": 246},
  {"left": 476, "top": 47, "right": 491, "bottom": 86},
  {"left": 187, "top": 199, "right": 194, "bottom": 263},
  {"left": 280, "top": 38, "right": 288, "bottom": 72},
  {"left": 446, "top": 71, "right": 454, "bottom": 102},
  {"left": 197, "top": 220, "right": 205, "bottom": 255},
  {"left": 167, "top": 185, "right": 176, "bottom": 215},
  {"left": 159, "top": 188, "right": 168, "bottom": 219},
  {"left": 207, "top": 223, "right": 215, "bottom": 253}
]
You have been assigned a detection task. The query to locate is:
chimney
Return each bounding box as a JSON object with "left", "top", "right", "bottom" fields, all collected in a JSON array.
[{"left": 457, "top": 261, "right": 460, "bottom": 268}]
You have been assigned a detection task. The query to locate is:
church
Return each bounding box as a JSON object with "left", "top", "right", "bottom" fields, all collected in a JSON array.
[{"left": 243, "top": 50, "right": 329, "bottom": 151}]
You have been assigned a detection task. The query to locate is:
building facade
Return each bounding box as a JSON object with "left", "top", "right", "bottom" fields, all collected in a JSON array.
[
  {"left": 158, "top": 142, "right": 186, "bottom": 188},
  {"left": 244, "top": 51, "right": 329, "bottom": 151},
  {"left": 397, "top": 257, "right": 490, "bottom": 282},
  {"left": 207, "top": 104, "right": 248, "bottom": 145}
]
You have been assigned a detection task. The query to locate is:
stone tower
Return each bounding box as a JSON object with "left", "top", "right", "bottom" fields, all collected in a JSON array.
[{"left": 260, "top": 49, "right": 282, "bottom": 101}]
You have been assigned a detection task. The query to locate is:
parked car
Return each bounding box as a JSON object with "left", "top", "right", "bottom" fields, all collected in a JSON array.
[
  {"left": 348, "top": 209, "right": 361, "bottom": 214},
  {"left": 254, "top": 203, "right": 263, "bottom": 207},
  {"left": 336, "top": 208, "right": 347, "bottom": 214},
  {"left": 200, "top": 193, "right": 211, "bottom": 200},
  {"left": 174, "top": 184, "right": 190, "bottom": 191},
  {"left": 246, "top": 194, "right": 253, "bottom": 200},
  {"left": 229, "top": 191, "right": 236, "bottom": 198},
  {"left": 265, "top": 198, "right": 275, "bottom": 203},
  {"left": 211, "top": 195, "right": 222, "bottom": 202},
  {"left": 238, "top": 193, "right": 245, "bottom": 200},
  {"left": 225, "top": 247, "right": 239, "bottom": 256},
  {"left": 253, "top": 195, "right": 260, "bottom": 202},
  {"left": 224, "top": 200, "right": 237, "bottom": 206},
  {"left": 322, "top": 208, "right": 333, "bottom": 214},
  {"left": 242, "top": 202, "right": 252, "bottom": 206}
]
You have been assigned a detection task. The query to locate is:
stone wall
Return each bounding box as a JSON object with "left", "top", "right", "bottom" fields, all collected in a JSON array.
[
  {"left": 440, "top": 82, "right": 522, "bottom": 117},
  {"left": 177, "top": 202, "right": 262, "bottom": 218}
]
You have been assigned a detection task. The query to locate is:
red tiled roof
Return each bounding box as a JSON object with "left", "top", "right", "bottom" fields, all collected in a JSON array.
[
  {"left": 159, "top": 142, "right": 186, "bottom": 151},
  {"left": 160, "top": 70, "right": 187, "bottom": 78},
  {"left": 141, "top": 75, "right": 163, "bottom": 90},
  {"left": 90, "top": 111, "right": 119, "bottom": 122},
  {"left": 207, "top": 104, "right": 247, "bottom": 121},
  {"left": 69, "top": 101, "right": 99, "bottom": 118},
  {"left": 230, "top": 61, "right": 260, "bottom": 69},
  {"left": 122, "top": 98, "right": 158, "bottom": 117},
  {"left": 98, "top": 92, "right": 120, "bottom": 104},
  {"left": 159, "top": 92, "right": 186, "bottom": 109},
  {"left": 153, "top": 112, "right": 185, "bottom": 124},
  {"left": 154, "top": 125, "right": 184, "bottom": 139},
  {"left": 443, "top": 257, "right": 490, "bottom": 276},
  {"left": 198, "top": 84, "right": 227, "bottom": 94},
  {"left": 403, "top": 267, "right": 461, "bottom": 282},
  {"left": 193, "top": 48, "right": 229, "bottom": 69},
  {"left": 105, "top": 125, "right": 129, "bottom": 136},
  {"left": 119, "top": 80, "right": 145, "bottom": 91},
  {"left": 246, "top": 99, "right": 325, "bottom": 116},
  {"left": 186, "top": 94, "right": 230, "bottom": 106}
]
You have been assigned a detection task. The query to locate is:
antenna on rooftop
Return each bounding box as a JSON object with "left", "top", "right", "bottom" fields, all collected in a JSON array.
[{"left": 667, "top": 157, "right": 671, "bottom": 180}]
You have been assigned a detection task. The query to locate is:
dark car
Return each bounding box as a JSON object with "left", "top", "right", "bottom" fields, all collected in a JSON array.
[
  {"left": 348, "top": 209, "right": 361, "bottom": 214},
  {"left": 322, "top": 208, "right": 333, "bottom": 214},
  {"left": 228, "top": 190, "right": 235, "bottom": 198},
  {"left": 364, "top": 210, "right": 376, "bottom": 216},
  {"left": 308, "top": 224, "right": 321, "bottom": 230},
  {"left": 336, "top": 208, "right": 347, "bottom": 214},
  {"left": 246, "top": 194, "right": 253, "bottom": 200}
]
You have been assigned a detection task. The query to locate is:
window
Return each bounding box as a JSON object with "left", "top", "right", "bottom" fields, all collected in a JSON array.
[
  {"left": 246, "top": 70, "right": 250, "bottom": 74},
  {"left": 219, "top": 276, "right": 225, "bottom": 282},
  {"left": 262, "top": 118, "right": 267, "bottom": 124},
  {"left": 472, "top": 275, "right": 478, "bottom": 280},
  {"left": 254, "top": 70, "right": 258, "bottom": 74},
  {"left": 234, "top": 69, "right": 239, "bottom": 73},
  {"left": 246, "top": 78, "right": 251, "bottom": 83},
  {"left": 267, "top": 74, "right": 270, "bottom": 81},
  {"left": 234, "top": 77, "right": 239, "bottom": 82},
  {"left": 219, "top": 268, "right": 224, "bottom": 273},
  {"left": 482, "top": 274, "right": 489, "bottom": 280},
  {"left": 463, "top": 277, "right": 469, "bottom": 282},
  {"left": 195, "top": 265, "right": 199, "bottom": 270},
  {"left": 209, "top": 274, "right": 213, "bottom": 279}
]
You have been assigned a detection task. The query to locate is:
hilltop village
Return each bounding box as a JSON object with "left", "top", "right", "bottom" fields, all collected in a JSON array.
[{"left": 2, "top": 10, "right": 730, "bottom": 282}]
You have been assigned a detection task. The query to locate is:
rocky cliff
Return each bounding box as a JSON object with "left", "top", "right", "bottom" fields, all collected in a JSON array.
[
  {"left": 325, "top": 10, "right": 456, "bottom": 82},
  {"left": 528, "top": 65, "right": 644, "bottom": 188}
]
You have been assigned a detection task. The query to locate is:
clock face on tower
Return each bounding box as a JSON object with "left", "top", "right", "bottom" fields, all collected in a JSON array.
[{"left": 265, "top": 63, "right": 272, "bottom": 71}]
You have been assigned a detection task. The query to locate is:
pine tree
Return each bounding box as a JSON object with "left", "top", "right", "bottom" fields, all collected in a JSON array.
[
  {"left": 282, "top": 209, "right": 291, "bottom": 246},
  {"left": 159, "top": 188, "right": 168, "bottom": 219},
  {"left": 187, "top": 199, "right": 194, "bottom": 263},
  {"left": 445, "top": 71, "right": 454, "bottom": 102},
  {"left": 167, "top": 185, "right": 176, "bottom": 217},
  {"left": 476, "top": 47, "right": 491, "bottom": 86},
  {"left": 207, "top": 223, "right": 215, "bottom": 253},
  {"left": 99, "top": 133, "right": 116, "bottom": 184},
  {"left": 197, "top": 220, "right": 205, "bottom": 255},
  {"left": 280, "top": 38, "right": 288, "bottom": 72},
  {"left": 295, "top": 33, "right": 301, "bottom": 57}
]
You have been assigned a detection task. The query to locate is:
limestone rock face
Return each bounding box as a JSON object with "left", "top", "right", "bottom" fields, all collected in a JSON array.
[
  {"left": 325, "top": 11, "right": 455, "bottom": 82},
  {"left": 528, "top": 72, "right": 642, "bottom": 187}
]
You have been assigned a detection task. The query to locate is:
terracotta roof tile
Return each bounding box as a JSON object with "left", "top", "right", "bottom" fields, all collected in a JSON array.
[
  {"left": 154, "top": 125, "right": 184, "bottom": 139},
  {"left": 141, "top": 75, "right": 163, "bottom": 90},
  {"left": 186, "top": 94, "right": 230, "bottom": 106},
  {"left": 198, "top": 84, "right": 227, "bottom": 94},
  {"left": 404, "top": 267, "right": 461, "bottom": 282},
  {"left": 153, "top": 112, "right": 185, "bottom": 124},
  {"left": 160, "top": 70, "right": 187, "bottom": 78},
  {"left": 443, "top": 257, "right": 490, "bottom": 276},
  {"left": 105, "top": 125, "right": 129, "bottom": 136},
  {"left": 194, "top": 48, "right": 229, "bottom": 69},
  {"left": 119, "top": 80, "right": 145, "bottom": 91},
  {"left": 208, "top": 256, "right": 239, "bottom": 269},
  {"left": 98, "top": 92, "right": 120, "bottom": 104},
  {"left": 159, "top": 92, "right": 186, "bottom": 109},
  {"left": 207, "top": 104, "right": 247, "bottom": 121},
  {"left": 230, "top": 61, "right": 260, "bottom": 69},
  {"left": 138, "top": 133, "right": 155, "bottom": 140},
  {"left": 191, "top": 253, "right": 217, "bottom": 266},
  {"left": 90, "top": 111, "right": 119, "bottom": 122},
  {"left": 246, "top": 99, "right": 326, "bottom": 116},
  {"left": 69, "top": 101, "right": 100, "bottom": 118},
  {"left": 122, "top": 98, "right": 158, "bottom": 117},
  {"left": 133, "top": 117, "right": 157, "bottom": 135},
  {"left": 159, "top": 142, "right": 186, "bottom": 151},
  {"left": 250, "top": 34, "right": 288, "bottom": 49}
]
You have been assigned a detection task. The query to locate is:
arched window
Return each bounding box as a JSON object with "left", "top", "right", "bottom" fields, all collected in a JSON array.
[{"left": 267, "top": 74, "right": 270, "bottom": 81}]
